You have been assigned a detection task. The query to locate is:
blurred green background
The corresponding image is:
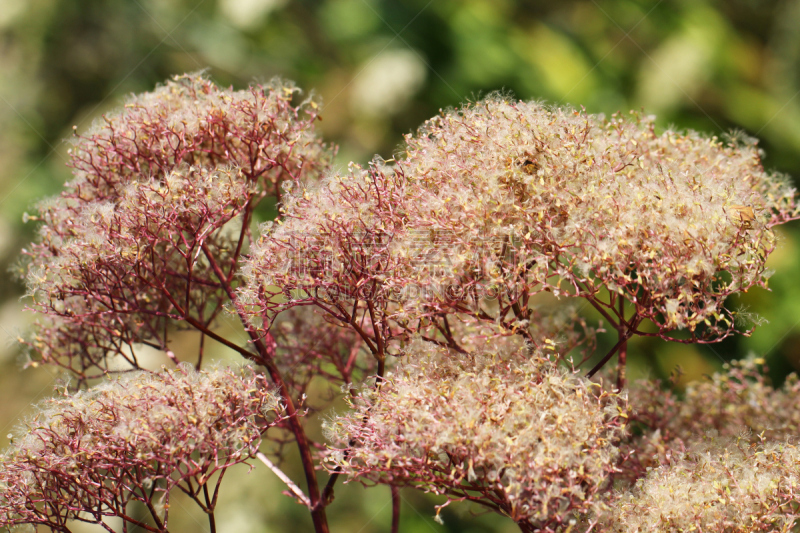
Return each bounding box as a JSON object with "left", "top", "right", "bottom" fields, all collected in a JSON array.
[{"left": 1, "top": 0, "right": 800, "bottom": 531}]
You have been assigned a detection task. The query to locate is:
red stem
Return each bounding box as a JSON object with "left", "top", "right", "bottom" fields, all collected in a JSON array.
[
  {"left": 200, "top": 244, "right": 329, "bottom": 533},
  {"left": 616, "top": 298, "right": 628, "bottom": 391},
  {"left": 391, "top": 486, "right": 400, "bottom": 533},
  {"left": 586, "top": 314, "right": 639, "bottom": 380}
]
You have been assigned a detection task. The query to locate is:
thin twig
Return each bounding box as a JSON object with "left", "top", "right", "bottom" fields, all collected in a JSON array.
[{"left": 255, "top": 451, "right": 311, "bottom": 507}]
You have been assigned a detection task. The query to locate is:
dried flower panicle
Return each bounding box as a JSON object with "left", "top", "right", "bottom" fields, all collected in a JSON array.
[
  {"left": 0, "top": 364, "right": 281, "bottom": 532},
  {"left": 239, "top": 162, "right": 425, "bottom": 382},
  {"left": 621, "top": 358, "right": 800, "bottom": 483},
  {"left": 239, "top": 161, "right": 406, "bottom": 323},
  {"left": 241, "top": 159, "right": 600, "bottom": 371},
  {"left": 28, "top": 166, "right": 253, "bottom": 298},
  {"left": 243, "top": 97, "right": 799, "bottom": 384},
  {"left": 21, "top": 166, "right": 254, "bottom": 378},
  {"left": 392, "top": 98, "right": 798, "bottom": 341},
  {"left": 67, "top": 71, "right": 329, "bottom": 197},
  {"left": 324, "top": 340, "right": 627, "bottom": 531},
  {"left": 18, "top": 73, "right": 330, "bottom": 380},
  {"left": 599, "top": 435, "right": 800, "bottom": 532}
]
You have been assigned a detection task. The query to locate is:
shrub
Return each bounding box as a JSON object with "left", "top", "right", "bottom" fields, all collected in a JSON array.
[{"left": 5, "top": 73, "right": 800, "bottom": 533}]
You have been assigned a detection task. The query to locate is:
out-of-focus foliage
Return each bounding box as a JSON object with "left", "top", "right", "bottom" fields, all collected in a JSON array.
[{"left": 1, "top": 0, "right": 800, "bottom": 531}]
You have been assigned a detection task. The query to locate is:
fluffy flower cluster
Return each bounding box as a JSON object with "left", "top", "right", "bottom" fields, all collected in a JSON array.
[
  {"left": 324, "top": 340, "right": 626, "bottom": 531},
  {"left": 600, "top": 436, "right": 800, "bottom": 532},
  {"left": 19, "top": 73, "right": 329, "bottom": 380},
  {"left": 28, "top": 165, "right": 252, "bottom": 303},
  {"left": 395, "top": 100, "right": 797, "bottom": 338},
  {"left": 243, "top": 97, "right": 799, "bottom": 358},
  {"left": 241, "top": 162, "right": 601, "bottom": 367},
  {"left": 641, "top": 359, "right": 800, "bottom": 440},
  {"left": 239, "top": 163, "right": 407, "bottom": 337},
  {"left": 67, "top": 71, "right": 329, "bottom": 197},
  {"left": 621, "top": 359, "right": 800, "bottom": 482},
  {"left": 0, "top": 364, "right": 282, "bottom": 532},
  {"left": 23, "top": 166, "right": 254, "bottom": 378}
]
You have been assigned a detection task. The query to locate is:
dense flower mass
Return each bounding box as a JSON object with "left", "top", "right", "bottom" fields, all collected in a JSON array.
[
  {"left": 0, "top": 364, "right": 282, "bottom": 532},
  {"left": 324, "top": 340, "right": 627, "bottom": 531},
  {"left": 599, "top": 435, "right": 800, "bottom": 532},
  {"left": 243, "top": 97, "right": 799, "bottom": 363},
  {"left": 67, "top": 71, "right": 329, "bottom": 196},
  {"left": 634, "top": 358, "right": 800, "bottom": 442},
  {"left": 240, "top": 163, "right": 420, "bottom": 377},
  {"left": 18, "top": 73, "right": 330, "bottom": 380},
  {"left": 620, "top": 359, "right": 800, "bottom": 483},
  {"left": 27, "top": 165, "right": 252, "bottom": 322},
  {"left": 395, "top": 99, "right": 798, "bottom": 337}
]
